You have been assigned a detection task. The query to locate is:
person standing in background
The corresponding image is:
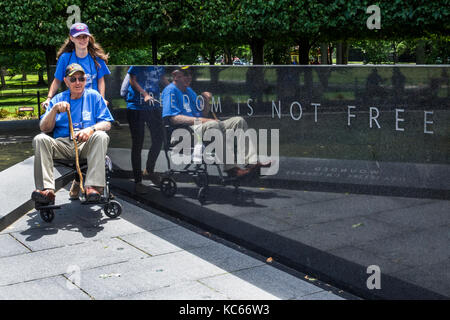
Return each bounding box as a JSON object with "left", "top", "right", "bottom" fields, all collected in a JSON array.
[
  {"left": 126, "top": 66, "right": 169, "bottom": 194},
  {"left": 42, "top": 22, "right": 110, "bottom": 108}
]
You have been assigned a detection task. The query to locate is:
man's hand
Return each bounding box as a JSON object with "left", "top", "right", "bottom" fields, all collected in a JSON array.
[
  {"left": 74, "top": 127, "right": 94, "bottom": 143},
  {"left": 201, "top": 91, "right": 212, "bottom": 102},
  {"left": 143, "top": 92, "right": 158, "bottom": 105},
  {"left": 41, "top": 98, "right": 51, "bottom": 111},
  {"left": 200, "top": 117, "right": 218, "bottom": 123},
  {"left": 52, "top": 101, "right": 70, "bottom": 114},
  {"left": 201, "top": 91, "right": 212, "bottom": 117}
]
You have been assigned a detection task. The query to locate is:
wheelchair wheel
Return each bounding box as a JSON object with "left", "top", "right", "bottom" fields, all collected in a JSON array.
[
  {"left": 197, "top": 187, "right": 208, "bottom": 205},
  {"left": 40, "top": 209, "right": 55, "bottom": 223},
  {"left": 104, "top": 200, "right": 122, "bottom": 218},
  {"left": 160, "top": 177, "right": 177, "bottom": 197}
]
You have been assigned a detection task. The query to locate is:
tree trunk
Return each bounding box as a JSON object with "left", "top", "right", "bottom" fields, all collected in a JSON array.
[
  {"left": 297, "top": 38, "right": 310, "bottom": 65},
  {"left": 336, "top": 42, "right": 342, "bottom": 64},
  {"left": 336, "top": 41, "right": 349, "bottom": 65},
  {"left": 250, "top": 38, "right": 264, "bottom": 65},
  {"left": 392, "top": 42, "right": 398, "bottom": 64},
  {"left": 151, "top": 37, "right": 158, "bottom": 65},
  {"left": 37, "top": 69, "right": 46, "bottom": 85},
  {"left": 416, "top": 40, "right": 426, "bottom": 64},
  {"left": 43, "top": 46, "right": 57, "bottom": 89},
  {"left": 224, "top": 46, "right": 233, "bottom": 65},
  {"left": 208, "top": 49, "right": 216, "bottom": 65},
  {"left": 21, "top": 71, "right": 27, "bottom": 81},
  {"left": 320, "top": 43, "right": 328, "bottom": 64},
  {"left": 328, "top": 43, "right": 334, "bottom": 64},
  {"left": 343, "top": 42, "right": 349, "bottom": 64},
  {"left": 0, "top": 67, "right": 5, "bottom": 88}
]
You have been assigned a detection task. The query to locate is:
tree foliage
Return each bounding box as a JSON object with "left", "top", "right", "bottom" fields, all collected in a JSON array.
[{"left": 0, "top": 0, "right": 448, "bottom": 72}]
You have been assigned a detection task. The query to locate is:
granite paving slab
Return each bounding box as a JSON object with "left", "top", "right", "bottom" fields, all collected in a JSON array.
[
  {"left": 0, "top": 234, "right": 30, "bottom": 258},
  {"left": 199, "top": 264, "right": 329, "bottom": 300},
  {"left": 0, "top": 237, "right": 146, "bottom": 286},
  {"left": 115, "top": 280, "right": 229, "bottom": 300},
  {"left": 7, "top": 187, "right": 173, "bottom": 252},
  {"left": 118, "top": 226, "right": 215, "bottom": 257},
  {"left": 0, "top": 275, "right": 90, "bottom": 300},
  {"left": 0, "top": 156, "right": 73, "bottom": 230}
]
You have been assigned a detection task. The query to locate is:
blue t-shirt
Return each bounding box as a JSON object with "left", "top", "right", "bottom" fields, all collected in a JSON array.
[
  {"left": 126, "top": 66, "right": 165, "bottom": 110},
  {"left": 42, "top": 89, "right": 114, "bottom": 139},
  {"left": 161, "top": 83, "right": 203, "bottom": 118},
  {"left": 54, "top": 51, "right": 110, "bottom": 92}
]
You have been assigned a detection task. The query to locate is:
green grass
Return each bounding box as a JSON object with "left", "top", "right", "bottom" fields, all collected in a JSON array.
[
  {"left": 0, "top": 74, "right": 48, "bottom": 120},
  {"left": 190, "top": 64, "right": 444, "bottom": 89},
  {"left": 111, "top": 98, "right": 127, "bottom": 109}
]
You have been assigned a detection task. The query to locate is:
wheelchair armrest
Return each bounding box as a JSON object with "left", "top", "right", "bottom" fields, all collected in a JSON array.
[
  {"left": 54, "top": 158, "right": 88, "bottom": 167},
  {"left": 163, "top": 117, "right": 195, "bottom": 149}
]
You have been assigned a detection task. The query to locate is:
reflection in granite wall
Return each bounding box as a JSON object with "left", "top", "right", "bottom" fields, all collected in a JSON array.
[{"left": 51, "top": 65, "right": 449, "bottom": 166}]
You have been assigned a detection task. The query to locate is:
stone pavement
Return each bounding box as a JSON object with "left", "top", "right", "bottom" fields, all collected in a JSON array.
[{"left": 0, "top": 184, "right": 350, "bottom": 300}]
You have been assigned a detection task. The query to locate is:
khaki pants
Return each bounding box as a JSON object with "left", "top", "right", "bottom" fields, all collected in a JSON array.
[
  {"left": 195, "top": 116, "right": 258, "bottom": 171},
  {"left": 32, "top": 131, "right": 110, "bottom": 190}
]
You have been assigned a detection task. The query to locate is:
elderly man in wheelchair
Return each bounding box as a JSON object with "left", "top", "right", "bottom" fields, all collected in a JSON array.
[
  {"left": 31, "top": 63, "right": 114, "bottom": 207},
  {"left": 161, "top": 66, "right": 271, "bottom": 181}
]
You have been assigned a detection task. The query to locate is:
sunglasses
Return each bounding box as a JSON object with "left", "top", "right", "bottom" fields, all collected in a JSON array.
[{"left": 69, "top": 76, "right": 86, "bottom": 83}]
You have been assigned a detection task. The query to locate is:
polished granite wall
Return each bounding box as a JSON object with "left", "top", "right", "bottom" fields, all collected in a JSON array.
[{"left": 45, "top": 65, "right": 450, "bottom": 191}]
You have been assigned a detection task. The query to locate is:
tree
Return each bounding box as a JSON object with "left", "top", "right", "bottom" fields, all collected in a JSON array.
[
  {"left": 1, "top": 0, "right": 449, "bottom": 73},
  {"left": 107, "top": 47, "right": 153, "bottom": 65},
  {"left": 175, "top": 0, "right": 240, "bottom": 64},
  {"left": 235, "top": 0, "right": 289, "bottom": 64},
  {"left": 83, "top": 0, "right": 176, "bottom": 64},
  {"left": 0, "top": 50, "right": 46, "bottom": 83},
  {"left": 0, "top": 1, "right": 75, "bottom": 81},
  {"left": 353, "top": 40, "right": 393, "bottom": 64}
]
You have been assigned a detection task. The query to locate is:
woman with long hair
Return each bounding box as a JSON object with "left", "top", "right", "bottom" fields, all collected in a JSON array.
[
  {"left": 42, "top": 22, "right": 110, "bottom": 109},
  {"left": 42, "top": 23, "right": 111, "bottom": 200}
]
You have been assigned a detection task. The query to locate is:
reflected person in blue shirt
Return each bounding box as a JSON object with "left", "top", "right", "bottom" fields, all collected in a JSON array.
[
  {"left": 162, "top": 66, "right": 271, "bottom": 178},
  {"left": 126, "top": 66, "right": 169, "bottom": 193}
]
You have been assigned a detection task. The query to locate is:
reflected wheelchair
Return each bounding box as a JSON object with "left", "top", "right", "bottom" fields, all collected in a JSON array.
[
  {"left": 34, "top": 155, "right": 122, "bottom": 223},
  {"left": 159, "top": 117, "right": 250, "bottom": 204}
]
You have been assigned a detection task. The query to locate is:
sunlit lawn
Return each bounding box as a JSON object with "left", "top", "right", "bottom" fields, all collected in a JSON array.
[{"left": 0, "top": 74, "right": 49, "bottom": 119}]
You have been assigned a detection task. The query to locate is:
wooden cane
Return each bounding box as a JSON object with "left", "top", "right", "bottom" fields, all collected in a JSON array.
[{"left": 66, "top": 106, "right": 85, "bottom": 195}]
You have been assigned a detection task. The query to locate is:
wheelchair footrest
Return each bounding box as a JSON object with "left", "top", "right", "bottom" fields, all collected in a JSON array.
[
  {"left": 35, "top": 204, "right": 62, "bottom": 210},
  {"left": 79, "top": 195, "right": 110, "bottom": 205}
]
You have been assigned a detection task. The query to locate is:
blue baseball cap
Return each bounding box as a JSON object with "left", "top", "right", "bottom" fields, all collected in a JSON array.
[{"left": 70, "top": 23, "right": 91, "bottom": 37}]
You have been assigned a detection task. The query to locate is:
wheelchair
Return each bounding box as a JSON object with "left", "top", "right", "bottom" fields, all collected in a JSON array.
[
  {"left": 35, "top": 155, "right": 123, "bottom": 223},
  {"left": 159, "top": 117, "right": 248, "bottom": 205}
]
